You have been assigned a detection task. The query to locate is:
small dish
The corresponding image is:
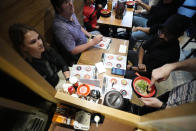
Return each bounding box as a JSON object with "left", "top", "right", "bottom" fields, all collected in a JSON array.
[
  {"left": 126, "top": 1, "right": 135, "bottom": 8},
  {"left": 77, "top": 84, "right": 90, "bottom": 96}
]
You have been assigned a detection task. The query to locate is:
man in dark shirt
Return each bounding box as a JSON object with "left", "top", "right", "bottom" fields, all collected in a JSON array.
[
  {"left": 127, "top": 34, "right": 180, "bottom": 78},
  {"left": 129, "top": 0, "right": 180, "bottom": 50},
  {"left": 126, "top": 14, "right": 190, "bottom": 78}
]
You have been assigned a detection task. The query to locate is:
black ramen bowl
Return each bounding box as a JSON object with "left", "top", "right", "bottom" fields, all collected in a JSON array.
[
  {"left": 100, "top": 9, "right": 111, "bottom": 17},
  {"left": 126, "top": 1, "right": 135, "bottom": 8}
]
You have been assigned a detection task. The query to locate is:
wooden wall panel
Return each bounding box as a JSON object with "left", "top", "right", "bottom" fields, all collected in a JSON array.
[
  {"left": 0, "top": 0, "right": 51, "bottom": 43},
  {"left": 0, "top": 0, "right": 84, "bottom": 44},
  {"left": 73, "top": 0, "right": 84, "bottom": 25}
]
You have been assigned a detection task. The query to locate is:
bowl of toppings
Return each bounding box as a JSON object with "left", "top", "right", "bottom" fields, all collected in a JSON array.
[
  {"left": 126, "top": 1, "right": 135, "bottom": 8},
  {"left": 77, "top": 84, "right": 90, "bottom": 96},
  {"left": 133, "top": 76, "right": 156, "bottom": 97},
  {"left": 100, "top": 9, "right": 111, "bottom": 17}
]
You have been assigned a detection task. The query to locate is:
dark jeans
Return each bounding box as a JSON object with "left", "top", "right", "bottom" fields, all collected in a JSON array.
[{"left": 127, "top": 50, "right": 138, "bottom": 66}]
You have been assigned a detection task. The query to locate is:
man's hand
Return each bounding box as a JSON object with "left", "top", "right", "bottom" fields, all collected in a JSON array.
[
  {"left": 98, "top": 4, "right": 103, "bottom": 10},
  {"left": 140, "top": 97, "right": 163, "bottom": 108},
  {"left": 133, "top": 27, "right": 150, "bottom": 33},
  {"left": 135, "top": 0, "right": 142, "bottom": 5},
  {"left": 127, "top": 65, "right": 132, "bottom": 70},
  {"left": 132, "top": 27, "right": 143, "bottom": 32},
  {"left": 138, "top": 63, "right": 147, "bottom": 72},
  {"left": 91, "top": 34, "right": 103, "bottom": 45},
  {"left": 134, "top": 10, "right": 142, "bottom": 14},
  {"left": 150, "top": 64, "right": 174, "bottom": 87}
]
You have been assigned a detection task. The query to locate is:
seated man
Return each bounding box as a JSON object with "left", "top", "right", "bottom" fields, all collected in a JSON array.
[
  {"left": 126, "top": 14, "right": 190, "bottom": 79},
  {"left": 50, "top": 0, "right": 103, "bottom": 63},
  {"left": 129, "top": 0, "right": 180, "bottom": 50},
  {"left": 127, "top": 58, "right": 196, "bottom": 115}
]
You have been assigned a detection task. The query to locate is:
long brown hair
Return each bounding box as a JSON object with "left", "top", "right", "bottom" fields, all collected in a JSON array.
[{"left": 8, "top": 24, "right": 49, "bottom": 59}]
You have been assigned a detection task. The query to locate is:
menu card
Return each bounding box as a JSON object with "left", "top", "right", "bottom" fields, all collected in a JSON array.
[
  {"left": 94, "top": 37, "right": 112, "bottom": 49},
  {"left": 70, "top": 65, "right": 98, "bottom": 80},
  {"left": 102, "top": 75, "right": 132, "bottom": 99},
  {"left": 102, "top": 53, "right": 127, "bottom": 70}
]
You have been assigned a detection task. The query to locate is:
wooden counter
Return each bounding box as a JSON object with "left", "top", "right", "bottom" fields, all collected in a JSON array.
[{"left": 78, "top": 37, "right": 143, "bottom": 106}]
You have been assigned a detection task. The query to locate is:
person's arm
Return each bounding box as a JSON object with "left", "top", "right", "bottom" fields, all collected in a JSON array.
[
  {"left": 135, "top": 0, "right": 151, "bottom": 12},
  {"left": 138, "top": 47, "right": 145, "bottom": 64},
  {"left": 71, "top": 34, "right": 103, "bottom": 55},
  {"left": 134, "top": 9, "right": 147, "bottom": 14},
  {"left": 81, "top": 27, "right": 91, "bottom": 38},
  {"left": 150, "top": 58, "right": 196, "bottom": 86},
  {"left": 137, "top": 46, "right": 147, "bottom": 72},
  {"left": 133, "top": 27, "right": 150, "bottom": 33},
  {"left": 139, "top": 97, "right": 163, "bottom": 108}
]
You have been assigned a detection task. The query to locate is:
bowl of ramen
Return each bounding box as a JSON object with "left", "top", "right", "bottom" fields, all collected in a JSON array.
[
  {"left": 133, "top": 76, "right": 156, "bottom": 97},
  {"left": 101, "top": 9, "right": 111, "bottom": 17},
  {"left": 126, "top": 1, "right": 135, "bottom": 8}
]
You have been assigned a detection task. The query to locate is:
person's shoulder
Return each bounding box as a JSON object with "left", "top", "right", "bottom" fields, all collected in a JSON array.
[
  {"left": 53, "top": 16, "right": 69, "bottom": 30},
  {"left": 72, "top": 13, "right": 78, "bottom": 20},
  {"left": 53, "top": 15, "right": 63, "bottom": 26}
]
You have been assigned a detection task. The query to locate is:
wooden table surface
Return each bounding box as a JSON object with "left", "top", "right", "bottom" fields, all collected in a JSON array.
[
  {"left": 97, "top": 7, "right": 134, "bottom": 29},
  {"left": 78, "top": 37, "right": 143, "bottom": 106}
]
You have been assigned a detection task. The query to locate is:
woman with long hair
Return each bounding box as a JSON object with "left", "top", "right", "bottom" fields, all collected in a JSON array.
[{"left": 9, "top": 23, "right": 70, "bottom": 89}]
